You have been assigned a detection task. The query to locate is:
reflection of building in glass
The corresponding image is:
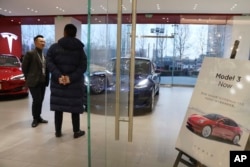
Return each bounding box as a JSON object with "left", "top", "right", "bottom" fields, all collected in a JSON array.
[{"left": 206, "top": 25, "right": 226, "bottom": 57}]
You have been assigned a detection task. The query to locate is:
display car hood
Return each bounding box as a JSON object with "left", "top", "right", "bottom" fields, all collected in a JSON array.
[
  {"left": 0, "top": 67, "right": 23, "bottom": 80},
  {"left": 89, "top": 64, "right": 106, "bottom": 73},
  {"left": 90, "top": 70, "right": 107, "bottom": 76},
  {"left": 109, "top": 73, "right": 150, "bottom": 87},
  {"left": 123, "top": 73, "right": 148, "bottom": 84},
  {"left": 85, "top": 64, "right": 107, "bottom": 77}
]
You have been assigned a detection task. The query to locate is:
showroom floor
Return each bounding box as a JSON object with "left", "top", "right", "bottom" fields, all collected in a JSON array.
[{"left": 0, "top": 86, "right": 194, "bottom": 167}]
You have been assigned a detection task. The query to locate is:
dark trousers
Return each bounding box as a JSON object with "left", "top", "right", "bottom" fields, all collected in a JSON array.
[
  {"left": 55, "top": 111, "right": 80, "bottom": 133},
  {"left": 29, "top": 83, "right": 46, "bottom": 120}
]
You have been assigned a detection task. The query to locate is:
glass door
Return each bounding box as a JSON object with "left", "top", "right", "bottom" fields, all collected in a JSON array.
[
  {"left": 84, "top": 1, "right": 245, "bottom": 165},
  {"left": 86, "top": 0, "right": 171, "bottom": 167}
]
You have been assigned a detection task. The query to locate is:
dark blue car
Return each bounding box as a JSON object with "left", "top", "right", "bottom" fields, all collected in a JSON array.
[
  {"left": 85, "top": 57, "right": 161, "bottom": 112},
  {"left": 106, "top": 57, "right": 161, "bottom": 112}
]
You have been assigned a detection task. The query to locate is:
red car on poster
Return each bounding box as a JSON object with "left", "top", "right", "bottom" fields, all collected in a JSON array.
[
  {"left": 186, "top": 113, "right": 243, "bottom": 145},
  {"left": 0, "top": 54, "right": 28, "bottom": 97}
]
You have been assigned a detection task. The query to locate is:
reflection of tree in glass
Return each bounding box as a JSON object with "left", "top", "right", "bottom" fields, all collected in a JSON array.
[{"left": 175, "top": 25, "right": 190, "bottom": 60}]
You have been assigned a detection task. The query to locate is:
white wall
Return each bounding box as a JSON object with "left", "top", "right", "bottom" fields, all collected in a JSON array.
[{"left": 54, "top": 16, "right": 82, "bottom": 42}]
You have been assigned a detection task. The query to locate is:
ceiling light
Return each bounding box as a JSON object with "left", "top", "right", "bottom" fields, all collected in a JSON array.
[
  {"left": 56, "top": 6, "right": 65, "bottom": 12},
  {"left": 100, "top": 5, "right": 107, "bottom": 11},
  {"left": 122, "top": 5, "right": 127, "bottom": 11},
  {"left": 156, "top": 4, "right": 160, "bottom": 10},
  {"left": 1, "top": 8, "right": 12, "bottom": 14},
  {"left": 193, "top": 4, "right": 198, "bottom": 10},
  {"left": 230, "top": 4, "right": 237, "bottom": 11},
  {"left": 27, "top": 7, "right": 39, "bottom": 13}
]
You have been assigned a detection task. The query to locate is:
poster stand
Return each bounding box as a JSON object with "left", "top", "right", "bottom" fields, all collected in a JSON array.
[
  {"left": 174, "top": 43, "right": 240, "bottom": 167},
  {"left": 230, "top": 40, "right": 240, "bottom": 59},
  {"left": 173, "top": 148, "right": 206, "bottom": 167}
]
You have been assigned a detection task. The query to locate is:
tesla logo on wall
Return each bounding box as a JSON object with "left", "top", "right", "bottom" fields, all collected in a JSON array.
[{"left": 0, "top": 32, "right": 18, "bottom": 53}]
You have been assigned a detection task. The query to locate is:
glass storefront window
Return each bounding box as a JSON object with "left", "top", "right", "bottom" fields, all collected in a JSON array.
[{"left": 22, "top": 23, "right": 227, "bottom": 87}]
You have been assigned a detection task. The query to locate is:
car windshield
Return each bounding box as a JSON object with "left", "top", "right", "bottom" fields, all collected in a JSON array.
[
  {"left": 203, "top": 113, "right": 224, "bottom": 121},
  {"left": 0, "top": 55, "right": 20, "bottom": 67},
  {"left": 108, "top": 58, "right": 150, "bottom": 75}
]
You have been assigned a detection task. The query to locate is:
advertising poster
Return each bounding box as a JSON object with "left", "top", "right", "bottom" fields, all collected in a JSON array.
[{"left": 175, "top": 57, "right": 250, "bottom": 167}]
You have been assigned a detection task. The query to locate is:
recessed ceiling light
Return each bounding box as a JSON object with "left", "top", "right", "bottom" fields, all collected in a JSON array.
[
  {"left": 100, "top": 5, "right": 107, "bottom": 11},
  {"left": 193, "top": 4, "right": 198, "bottom": 10},
  {"left": 2, "top": 9, "right": 12, "bottom": 14},
  {"left": 27, "top": 7, "right": 39, "bottom": 13},
  {"left": 56, "top": 6, "right": 65, "bottom": 12},
  {"left": 230, "top": 4, "right": 237, "bottom": 11},
  {"left": 156, "top": 4, "right": 160, "bottom": 10}
]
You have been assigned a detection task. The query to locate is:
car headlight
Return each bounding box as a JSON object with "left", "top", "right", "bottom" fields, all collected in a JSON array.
[
  {"left": 134, "top": 79, "right": 149, "bottom": 89},
  {"left": 11, "top": 74, "right": 25, "bottom": 80},
  {"left": 197, "top": 119, "right": 205, "bottom": 124}
]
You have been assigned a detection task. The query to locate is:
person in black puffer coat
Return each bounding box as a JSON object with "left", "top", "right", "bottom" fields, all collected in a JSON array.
[{"left": 46, "top": 24, "right": 87, "bottom": 138}]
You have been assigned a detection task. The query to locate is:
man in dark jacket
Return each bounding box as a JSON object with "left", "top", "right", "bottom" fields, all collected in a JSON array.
[
  {"left": 22, "top": 35, "right": 49, "bottom": 128},
  {"left": 46, "top": 24, "right": 87, "bottom": 138}
]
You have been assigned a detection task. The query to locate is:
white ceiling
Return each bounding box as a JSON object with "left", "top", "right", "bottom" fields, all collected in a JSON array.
[{"left": 1, "top": 0, "right": 250, "bottom": 16}]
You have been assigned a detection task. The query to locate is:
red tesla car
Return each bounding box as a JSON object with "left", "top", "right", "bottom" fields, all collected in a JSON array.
[
  {"left": 186, "top": 113, "right": 243, "bottom": 145},
  {"left": 0, "top": 54, "right": 28, "bottom": 97}
]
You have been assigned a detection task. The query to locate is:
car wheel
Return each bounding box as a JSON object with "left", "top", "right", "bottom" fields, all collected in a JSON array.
[
  {"left": 201, "top": 125, "right": 212, "bottom": 138},
  {"left": 232, "top": 135, "right": 240, "bottom": 145},
  {"left": 156, "top": 85, "right": 160, "bottom": 95},
  {"left": 90, "top": 76, "right": 106, "bottom": 94},
  {"left": 147, "top": 88, "right": 155, "bottom": 112}
]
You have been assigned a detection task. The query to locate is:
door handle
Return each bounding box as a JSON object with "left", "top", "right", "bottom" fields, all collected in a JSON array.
[{"left": 115, "top": 0, "right": 137, "bottom": 142}]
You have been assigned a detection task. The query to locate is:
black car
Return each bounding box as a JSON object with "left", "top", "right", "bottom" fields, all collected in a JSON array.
[
  {"left": 85, "top": 57, "right": 161, "bottom": 112},
  {"left": 107, "top": 57, "right": 160, "bottom": 112}
]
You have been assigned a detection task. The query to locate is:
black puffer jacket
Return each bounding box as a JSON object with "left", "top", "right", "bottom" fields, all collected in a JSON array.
[{"left": 46, "top": 36, "right": 87, "bottom": 113}]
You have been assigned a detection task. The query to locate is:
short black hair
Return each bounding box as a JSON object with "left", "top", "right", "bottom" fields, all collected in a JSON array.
[
  {"left": 64, "top": 24, "right": 77, "bottom": 37},
  {"left": 34, "top": 35, "right": 44, "bottom": 41}
]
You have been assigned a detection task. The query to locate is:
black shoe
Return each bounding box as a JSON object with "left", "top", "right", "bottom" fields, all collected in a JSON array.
[
  {"left": 39, "top": 118, "right": 48, "bottom": 123},
  {"left": 55, "top": 132, "right": 62, "bottom": 138},
  {"left": 74, "top": 130, "right": 85, "bottom": 138},
  {"left": 31, "top": 120, "right": 39, "bottom": 128}
]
